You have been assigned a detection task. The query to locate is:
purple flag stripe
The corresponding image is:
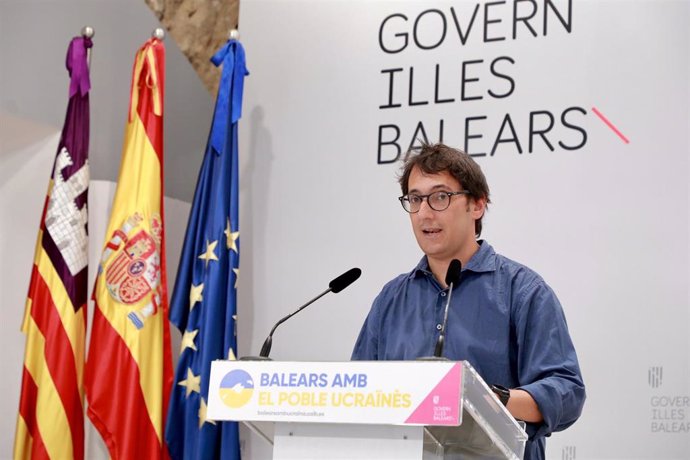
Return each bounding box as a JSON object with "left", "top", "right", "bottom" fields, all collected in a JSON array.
[
  {"left": 40, "top": 211, "right": 88, "bottom": 312},
  {"left": 57, "top": 96, "right": 90, "bottom": 179}
]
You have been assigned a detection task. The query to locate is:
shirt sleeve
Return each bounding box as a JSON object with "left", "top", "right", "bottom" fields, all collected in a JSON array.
[{"left": 513, "top": 276, "right": 586, "bottom": 440}]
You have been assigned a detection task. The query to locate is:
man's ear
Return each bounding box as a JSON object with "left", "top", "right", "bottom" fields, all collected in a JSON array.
[{"left": 470, "top": 197, "right": 486, "bottom": 219}]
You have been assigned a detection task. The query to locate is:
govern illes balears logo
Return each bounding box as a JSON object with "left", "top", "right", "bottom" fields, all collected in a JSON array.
[
  {"left": 648, "top": 366, "right": 690, "bottom": 434},
  {"left": 374, "top": 3, "right": 630, "bottom": 163},
  {"left": 562, "top": 445, "right": 576, "bottom": 460},
  {"left": 219, "top": 369, "right": 254, "bottom": 408}
]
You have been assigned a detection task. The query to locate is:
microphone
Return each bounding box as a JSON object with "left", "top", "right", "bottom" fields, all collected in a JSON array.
[
  {"left": 433, "top": 259, "right": 462, "bottom": 358},
  {"left": 329, "top": 267, "right": 362, "bottom": 293},
  {"left": 244, "top": 267, "right": 362, "bottom": 360}
]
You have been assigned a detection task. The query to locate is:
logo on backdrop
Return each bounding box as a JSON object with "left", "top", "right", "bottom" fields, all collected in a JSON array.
[
  {"left": 648, "top": 366, "right": 663, "bottom": 389},
  {"left": 374, "top": 3, "right": 629, "bottom": 163},
  {"left": 219, "top": 369, "right": 255, "bottom": 408},
  {"left": 562, "top": 445, "right": 576, "bottom": 460},
  {"left": 648, "top": 365, "right": 690, "bottom": 434}
]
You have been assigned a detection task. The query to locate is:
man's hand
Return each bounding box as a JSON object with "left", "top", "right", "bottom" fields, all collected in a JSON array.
[{"left": 506, "top": 389, "right": 543, "bottom": 423}]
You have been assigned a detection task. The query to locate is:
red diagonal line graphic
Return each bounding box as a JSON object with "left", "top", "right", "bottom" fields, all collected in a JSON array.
[{"left": 592, "top": 106, "right": 630, "bottom": 144}]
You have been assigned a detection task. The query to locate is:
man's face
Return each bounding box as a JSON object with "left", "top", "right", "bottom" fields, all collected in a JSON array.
[{"left": 407, "top": 166, "right": 485, "bottom": 261}]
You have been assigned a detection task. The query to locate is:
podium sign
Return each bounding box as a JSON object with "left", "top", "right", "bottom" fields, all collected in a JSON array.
[
  {"left": 207, "top": 360, "right": 463, "bottom": 426},
  {"left": 208, "top": 360, "right": 528, "bottom": 459}
]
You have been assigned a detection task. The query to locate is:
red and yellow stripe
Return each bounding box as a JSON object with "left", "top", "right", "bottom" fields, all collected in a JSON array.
[{"left": 15, "top": 237, "right": 86, "bottom": 460}]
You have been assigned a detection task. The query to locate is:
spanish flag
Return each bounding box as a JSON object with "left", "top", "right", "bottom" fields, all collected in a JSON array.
[
  {"left": 84, "top": 37, "right": 173, "bottom": 459},
  {"left": 14, "top": 35, "right": 92, "bottom": 460}
]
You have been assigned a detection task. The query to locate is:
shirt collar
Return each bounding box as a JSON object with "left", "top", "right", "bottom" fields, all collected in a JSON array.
[{"left": 412, "top": 240, "right": 497, "bottom": 279}]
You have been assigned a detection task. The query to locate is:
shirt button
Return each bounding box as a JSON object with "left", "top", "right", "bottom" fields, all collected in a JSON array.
[
  {"left": 436, "top": 324, "right": 442, "bottom": 330},
  {"left": 440, "top": 292, "right": 446, "bottom": 297}
]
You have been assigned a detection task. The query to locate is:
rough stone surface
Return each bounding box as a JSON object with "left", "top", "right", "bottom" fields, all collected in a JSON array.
[{"left": 145, "top": 0, "right": 239, "bottom": 95}]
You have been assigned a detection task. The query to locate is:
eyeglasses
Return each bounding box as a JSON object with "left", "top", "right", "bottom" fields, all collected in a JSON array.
[{"left": 398, "top": 191, "right": 470, "bottom": 213}]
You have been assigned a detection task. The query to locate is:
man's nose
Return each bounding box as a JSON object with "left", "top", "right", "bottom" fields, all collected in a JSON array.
[{"left": 417, "top": 197, "right": 435, "bottom": 216}]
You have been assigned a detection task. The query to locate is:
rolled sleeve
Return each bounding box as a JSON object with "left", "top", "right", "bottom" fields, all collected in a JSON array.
[{"left": 514, "top": 277, "right": 586, "bottom": 440}]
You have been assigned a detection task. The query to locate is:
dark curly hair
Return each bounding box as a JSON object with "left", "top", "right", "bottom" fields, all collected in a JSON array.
[{"left": 398, "top": 143, "right": 491, "bottom": 237}]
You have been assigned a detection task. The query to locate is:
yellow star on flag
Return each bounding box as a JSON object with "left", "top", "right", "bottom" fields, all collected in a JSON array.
[
  {"left": 177, "top": 368, "right": 201, "bottom": 397},
  {"left": 198, "top": 239, "right": 219, "bottom": 266},
  {"left": 180, "top": 329, "right": 199, "bottom": 353},
  {"left": 199, "top": 397, "right": 217, "bottom": 428},
  {"left": 227, "top": 348, "right": 237, "bottom": 360},
  {"left": 189, "top": 283, "right": 204, "bottom": 311},
  {"left": 225, "top": 218, "right": 239, "bottom": 253}
]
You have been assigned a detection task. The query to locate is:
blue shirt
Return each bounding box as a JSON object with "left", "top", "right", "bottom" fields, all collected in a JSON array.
[{"left": 352, "top": 241, "right": 585, "bottom": 460}]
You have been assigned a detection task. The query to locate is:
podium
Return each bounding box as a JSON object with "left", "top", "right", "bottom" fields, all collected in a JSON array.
[{"left": 207, "top": 360, "right": 527, "bottom": 459}]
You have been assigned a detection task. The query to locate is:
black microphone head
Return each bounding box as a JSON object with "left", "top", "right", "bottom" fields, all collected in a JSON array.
[
  {"left": 329, "top": 267, "right": 362, "bottom": 293},
  {"left": 445, "top": 259, "right": 462, "bottom": 286}
]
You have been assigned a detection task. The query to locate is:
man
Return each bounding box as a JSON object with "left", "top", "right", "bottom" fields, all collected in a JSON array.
[{"left": 352, "top": 143, "right": 585, "bottom": 460}]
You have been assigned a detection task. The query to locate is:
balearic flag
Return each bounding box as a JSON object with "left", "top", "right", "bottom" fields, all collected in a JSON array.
[
  {"left": 13, "top": 36, "right": 92, "bottom": 460},
  {"left": 165, "top": 38, "right": 248, "bottom": 460},
  {"left": 84, "top": 37, "right": 173, "bottom": 459}
]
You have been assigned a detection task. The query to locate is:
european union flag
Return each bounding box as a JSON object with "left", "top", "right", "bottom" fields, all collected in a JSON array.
[{"left": 165, "top": 39, "right": 248, "bottom": 460}]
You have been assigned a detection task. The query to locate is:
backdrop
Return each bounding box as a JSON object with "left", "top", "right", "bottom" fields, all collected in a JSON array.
[{"left": 237, "top": 1, "right": 690, "bottom": 458}]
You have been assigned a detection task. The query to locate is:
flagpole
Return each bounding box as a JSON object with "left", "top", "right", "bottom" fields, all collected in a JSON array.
[
  {"left": 81, "top": 26, "right": 94, "bottom": 68},
  {"left": 229, "top": 28, "right": 239, "bottom": 40}
]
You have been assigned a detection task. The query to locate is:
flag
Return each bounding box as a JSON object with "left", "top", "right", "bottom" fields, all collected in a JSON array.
[
  {"left": 13, "top": 36, "right": 92, "bottom": 460},
  {"left": 165, "top": 38, "right": 248, "bottom": 460},
  {"left": 84, "top": 37, "right": 173, "bottom": 459}
]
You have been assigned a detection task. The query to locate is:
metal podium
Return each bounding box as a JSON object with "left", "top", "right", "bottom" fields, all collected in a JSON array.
[{"left": 207, "top": 360, "right": 527, "bottom": 459}]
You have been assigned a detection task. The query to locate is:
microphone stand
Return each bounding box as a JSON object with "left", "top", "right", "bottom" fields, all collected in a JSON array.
[
  {"left": 240, "top": 288, "right": 332, "bottom": 361},
  {"left": 239, "top": 267, "right": 361, "bottom": 361},
  {"left": 417, "top": 281, "right": 454, "bottom": 362},
  {"left": 418, "top": 259, "right": 461, "bottom": 361}
]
